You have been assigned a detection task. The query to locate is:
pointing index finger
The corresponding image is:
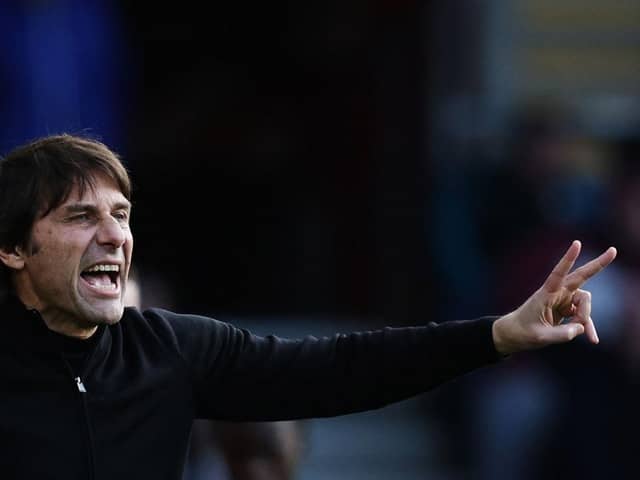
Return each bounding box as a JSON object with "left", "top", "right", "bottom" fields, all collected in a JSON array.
[
  {"left": 564, "top": 246, "right": 618, "bottom": 290},
  {"left": 543, "top": 240, "right": 582, "bottom": 293}
]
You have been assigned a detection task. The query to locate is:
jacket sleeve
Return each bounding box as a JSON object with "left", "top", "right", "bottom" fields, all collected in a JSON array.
[{"left": 151, "top": 309, "right": 503, "bottom": 421}]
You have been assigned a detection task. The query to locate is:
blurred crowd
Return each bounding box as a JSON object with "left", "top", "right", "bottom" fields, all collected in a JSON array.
[{"left": 428, "top": 98, "right": 640, "bottom": 479}]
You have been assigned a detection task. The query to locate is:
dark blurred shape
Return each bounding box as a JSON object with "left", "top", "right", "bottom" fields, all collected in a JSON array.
[
  {"left": 119, "top": 1, "right": 431, "bottom": 322},
  {"left": 210, "top": 420, "right": 307, "bottom": 480}
]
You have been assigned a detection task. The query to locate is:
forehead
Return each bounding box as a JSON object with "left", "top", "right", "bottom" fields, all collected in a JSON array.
[{"left": 59, "top": 175, "right": 131, "bottom": 209}]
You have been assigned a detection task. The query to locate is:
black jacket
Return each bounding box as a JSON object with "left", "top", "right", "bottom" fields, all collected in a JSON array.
[{"left": 0, "top": 295, "right": 501, "bottom": 479}]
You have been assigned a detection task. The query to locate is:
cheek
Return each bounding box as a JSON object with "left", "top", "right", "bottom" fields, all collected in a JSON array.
[
  {"left": 30, "top": 231, "right": 81, "bottom": 269},
  {"left": 26, "top": 226, "right": 52, "bottom": 255}
]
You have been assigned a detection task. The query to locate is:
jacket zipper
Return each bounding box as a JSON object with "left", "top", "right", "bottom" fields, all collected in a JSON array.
[
  {"left": 76, "top": 376, "right": 87, "bottom": 393},
  {"left": 28, "top": 308, "right": 99, "bottom": 479},
  {"left": 63, "top": 360, "right": 95, "bottom": 480}
]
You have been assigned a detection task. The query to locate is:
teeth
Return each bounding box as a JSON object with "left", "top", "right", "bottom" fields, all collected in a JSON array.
[{"left": 85, "top": 264, "right": 120, "bottom": 273}]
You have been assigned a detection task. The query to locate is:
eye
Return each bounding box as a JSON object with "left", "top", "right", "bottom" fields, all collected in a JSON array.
[
  {"left": 70, "top": 213, "right": 91, "bottom": 222},
  {"left": 113, "top": 211, "right": 130, "bottom": 222}
]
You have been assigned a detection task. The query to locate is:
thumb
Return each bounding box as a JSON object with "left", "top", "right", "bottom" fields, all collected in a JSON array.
[{"left": 544, "top": 323, "right": 585, "bottom": 345}]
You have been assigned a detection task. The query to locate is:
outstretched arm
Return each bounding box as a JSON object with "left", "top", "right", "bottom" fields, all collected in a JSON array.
[{"left": 492, "top": 240, "right": 617, "bottom": 355}]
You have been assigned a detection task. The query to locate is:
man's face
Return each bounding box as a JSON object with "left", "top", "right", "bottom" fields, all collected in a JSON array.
[{"left": 14, "top": 174, "right": 133, "bottom": 335}]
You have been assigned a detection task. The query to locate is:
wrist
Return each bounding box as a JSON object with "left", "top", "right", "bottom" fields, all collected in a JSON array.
[{"left": 492, "top": 313, "right": 517, "bottom": 356}]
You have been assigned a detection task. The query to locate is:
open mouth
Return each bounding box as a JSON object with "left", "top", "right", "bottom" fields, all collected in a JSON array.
[{"left": 80, "top": 263, "right": 120, "bottom": 293}]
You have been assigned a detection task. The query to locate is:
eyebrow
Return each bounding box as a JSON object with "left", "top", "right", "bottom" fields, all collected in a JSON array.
[{"left": 63, "top": 201, "right": 132, "bottom": 213}]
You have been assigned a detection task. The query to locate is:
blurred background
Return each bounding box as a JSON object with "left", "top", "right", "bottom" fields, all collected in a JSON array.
[{"left": 2, "top": 0, "right": 640, "bottom": 479}]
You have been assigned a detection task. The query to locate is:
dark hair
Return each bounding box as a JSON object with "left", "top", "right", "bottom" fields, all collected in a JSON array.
[{"left": 0, "top": 134, "right": 132, "bottom": 293}]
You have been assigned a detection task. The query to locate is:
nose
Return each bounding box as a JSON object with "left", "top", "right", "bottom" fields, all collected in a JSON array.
[{"left": 96, "top": 216, "right": 127, "bottom": 249}]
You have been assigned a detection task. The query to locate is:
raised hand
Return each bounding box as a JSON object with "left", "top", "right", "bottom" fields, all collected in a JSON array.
[{"left": 492, "top": 240, "right": 618, "bottom": 355}]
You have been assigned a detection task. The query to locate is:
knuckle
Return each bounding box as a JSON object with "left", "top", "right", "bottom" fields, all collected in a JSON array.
[{"left": 575, "top": 289, "right": 591, "bottom": 300}]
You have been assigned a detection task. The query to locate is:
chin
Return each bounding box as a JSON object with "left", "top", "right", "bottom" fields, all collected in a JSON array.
[
  {"left": 83, "top": 302, "right": 124, "bottom": 326},
  {"left": 99, "top": 313, "right": 124, "bottom": 326}
]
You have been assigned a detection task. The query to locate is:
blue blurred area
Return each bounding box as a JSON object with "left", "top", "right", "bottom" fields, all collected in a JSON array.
[
  {"left": 0, "top": 0, "right": 132, "bottom": 154},
  {"left": 2, "top": 1, "right": 640, "bottom": 479}
]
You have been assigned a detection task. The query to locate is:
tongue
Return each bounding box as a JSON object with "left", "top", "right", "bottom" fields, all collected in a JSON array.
[{"left": 83, "top": 273, "right": 112, "bottom": 287}]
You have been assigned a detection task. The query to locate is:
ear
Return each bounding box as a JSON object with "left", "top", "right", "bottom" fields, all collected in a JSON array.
[{"left": 0, "top": 246, "right": 26, "bottom": 270}]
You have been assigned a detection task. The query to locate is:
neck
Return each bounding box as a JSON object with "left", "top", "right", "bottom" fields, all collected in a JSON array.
[
  {"left": 40, "top": 314, "right": 98, "bottom": 339},
  {"left": 14, "top": 291, "right": 98, "bottom": 340}
]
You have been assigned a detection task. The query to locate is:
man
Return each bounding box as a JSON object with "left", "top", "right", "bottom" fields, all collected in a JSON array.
[{"left": 0, "top": 134, "right": 616, "bottom": 479}]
